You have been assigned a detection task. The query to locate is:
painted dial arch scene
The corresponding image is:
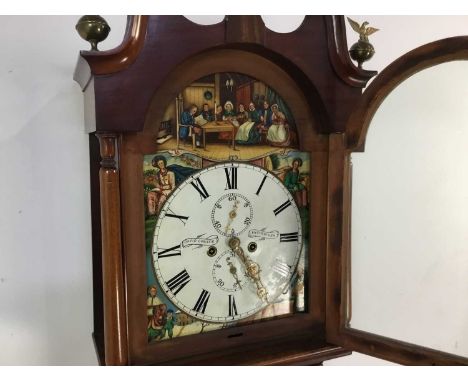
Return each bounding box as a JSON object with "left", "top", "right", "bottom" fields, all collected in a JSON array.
[{"left": 152, "top": 163, "right": 303, "bottom": 323}]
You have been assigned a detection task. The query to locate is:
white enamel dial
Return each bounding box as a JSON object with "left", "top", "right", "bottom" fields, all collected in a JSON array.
[{"left": 152, "top": 162, "right": 303, "bottom": 323}]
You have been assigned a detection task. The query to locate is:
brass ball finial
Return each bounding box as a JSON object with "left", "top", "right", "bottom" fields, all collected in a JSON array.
[{"left": 75, "top": 15, "right": 111, "bottom": 51}]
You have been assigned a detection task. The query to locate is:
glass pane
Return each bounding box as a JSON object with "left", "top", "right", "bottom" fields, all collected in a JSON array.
[{"left": 350, "top": 61, "right": 468, "bottom": 357}]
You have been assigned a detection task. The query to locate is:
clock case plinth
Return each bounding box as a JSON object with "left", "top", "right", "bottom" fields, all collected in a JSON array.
[{"left": 74, "top": 15, "right": 468, "bottom": 366}]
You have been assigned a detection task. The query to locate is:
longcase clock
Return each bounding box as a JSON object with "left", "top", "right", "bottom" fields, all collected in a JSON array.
[{"left": 74, "top": 15, "right": 468, "bottom": 365}]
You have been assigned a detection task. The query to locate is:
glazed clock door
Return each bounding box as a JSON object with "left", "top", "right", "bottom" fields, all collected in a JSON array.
[{"left": 329, "top": 39, "right": 468, "bottom": 365}]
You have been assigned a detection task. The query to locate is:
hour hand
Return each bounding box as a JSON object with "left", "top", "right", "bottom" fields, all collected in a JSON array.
[{"left": 228, "top": 237, "right": 268, "bottom": 302}]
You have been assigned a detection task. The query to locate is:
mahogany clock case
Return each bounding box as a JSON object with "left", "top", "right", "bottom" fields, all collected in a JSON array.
[
  {"left": 75, "top": 15, "right": 468, "bottom": 365},
  {"left": 77, "top": 15, "right": 368, "bottom": 365}
]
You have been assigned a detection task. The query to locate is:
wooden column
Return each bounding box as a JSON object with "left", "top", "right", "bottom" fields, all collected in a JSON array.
[
  {"left": 97, "top": 133, "right": 128, "bottom": 366},
  {"left": 326, "top": 133, "right": 349, "bottom": 343}
]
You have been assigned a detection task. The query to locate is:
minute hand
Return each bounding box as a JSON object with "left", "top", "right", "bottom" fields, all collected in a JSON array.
[{"left": 228, "top": 237, "right": 268, "bottom": 302}]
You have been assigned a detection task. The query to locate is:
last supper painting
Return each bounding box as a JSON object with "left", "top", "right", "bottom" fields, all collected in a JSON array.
[{"left": 154, "top": 72, "right": 298, "bottom": 161}]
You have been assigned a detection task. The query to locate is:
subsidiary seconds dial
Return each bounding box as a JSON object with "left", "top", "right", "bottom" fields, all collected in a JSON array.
[
  {"left": 152, "top": 162, "right": 303, "bottom": 323},
  {"left": 211, "top": 193, "right": 253, "bottom": 237}
]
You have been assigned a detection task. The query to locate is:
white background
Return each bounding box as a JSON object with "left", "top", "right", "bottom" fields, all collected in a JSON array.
[{"left": 0, "top": 15, "right": 467, "bottom": 366}]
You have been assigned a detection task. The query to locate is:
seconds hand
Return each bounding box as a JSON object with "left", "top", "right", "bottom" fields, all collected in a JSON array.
[{"left": 224, "top": 199, "right": 240, "bottom": 236}]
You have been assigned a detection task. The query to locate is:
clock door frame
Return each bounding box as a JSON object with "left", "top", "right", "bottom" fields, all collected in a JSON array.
[{"left": 326, "top": 36, "right": 468, "bottom": 366}]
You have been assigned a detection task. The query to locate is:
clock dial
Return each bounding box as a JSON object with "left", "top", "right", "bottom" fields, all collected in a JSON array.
[{"left": 152, "top": 162, "right": 303, "bottom": 323}]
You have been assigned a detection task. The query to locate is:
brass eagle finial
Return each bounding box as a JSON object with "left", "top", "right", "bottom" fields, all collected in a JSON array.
[
  {"left": 347, "top": 17, "right": 379, "bottom": 68},
  {"left": 347, "top": 17, "right": 379, "bottom": 42}
]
